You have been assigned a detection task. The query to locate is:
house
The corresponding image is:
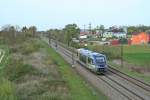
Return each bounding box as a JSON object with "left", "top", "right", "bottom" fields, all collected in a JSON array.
[
  {"left": 103, "top": 32, "right": 113, "bottom": 38},
  {"left": 113, "top": 32, "right": 126, "bottom": 38},
  {"left": 79, "top": 29, "right": 89, "bottom": 39},
  {"left": 131, "top": 32, "right": 149, "bottom": 45},
  {"left": 103, "top": 31, "right": 126, "bottom": 38},
  {"left": 103, "top": 26, "right": 127, "bottom": 38}
]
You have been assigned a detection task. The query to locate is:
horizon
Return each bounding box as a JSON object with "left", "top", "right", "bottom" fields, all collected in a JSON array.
[{"left": 0, "top": 0, "right": 150, "bottom": 31}]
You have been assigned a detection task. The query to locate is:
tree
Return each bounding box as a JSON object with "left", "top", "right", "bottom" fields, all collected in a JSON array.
[
  {"left": 22, "top": 26, "right": 28, "bottom": 33},
  {"left": 29, "top": 26, "right": 37, "bottom": 37},
  {"left": 22, "top": 26, "right": 28, "bottom": 37},
  {"left": 99, "top": 25, "right": 105, "bottom": 37},
  {"left": 63, "top": 24, "right": 80, "bottom": 46},
  {"left": 0, "top": 25, "right": 18, "bottom": 44}
]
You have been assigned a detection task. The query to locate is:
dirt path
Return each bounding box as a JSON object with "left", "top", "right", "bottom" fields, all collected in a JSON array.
[{"left": 0, "top": 49, "right": 5, "bottom": 64}]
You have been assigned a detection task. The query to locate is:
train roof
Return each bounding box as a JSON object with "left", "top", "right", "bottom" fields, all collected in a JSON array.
[{"left": 77, "top": 48, "right": 105, "bottom": 58}]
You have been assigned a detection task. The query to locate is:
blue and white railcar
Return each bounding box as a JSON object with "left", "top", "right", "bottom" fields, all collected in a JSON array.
[{"left": 77, "top": 48, "right": 107, "bottom": 73}]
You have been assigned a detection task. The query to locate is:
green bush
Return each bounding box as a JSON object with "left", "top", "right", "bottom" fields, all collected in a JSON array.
[
  {"left": 88, "top": 45, "right": 121, "bottom": 60},
  {"left": 35, "top": 92, "right": 71, "bottom": 100},
  {"left": 3, "top": 58, "right": 34, "bottom": 81},
  {"left": 20, "top": 39, "right": 44, "bottom": 55},
  {"left": 0, "top": 78, "right": 17, "bottom": 100},
  {"left": 21, "top": 43, "right": 38, "bottom": 54}
]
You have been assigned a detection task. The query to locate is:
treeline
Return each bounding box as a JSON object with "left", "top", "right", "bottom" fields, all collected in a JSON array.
[
  {"left": 0, "top": 24, "right": 80, "bottom": 48},
  {"left": 0, "top": 25, "right": 38, "bottom": 45},
  {"left": 46, "top": 24, "right": 80, "bottom": 46},
  {"left": 127, "top": 25, "right": 150, "bottom": 35},
  {"left": 1, "top": 24, "right": 150, "bottom": 45}
]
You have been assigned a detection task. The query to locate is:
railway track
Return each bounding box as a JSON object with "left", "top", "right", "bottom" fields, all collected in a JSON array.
[
  {"left": 108, "top": 67, "right": 150, "bottom": 92},
  {"left": 50, "top": 40, "right": 150, "bottom": 100}
]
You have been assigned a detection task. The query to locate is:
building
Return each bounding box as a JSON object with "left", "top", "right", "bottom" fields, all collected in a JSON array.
[
  {"left": 103, "top": 26, "right": 127, "bottom": 38},
  {"left": 131, "top": 32, "right": 149, "bottom": 45},
  {"left": 103, "top": 31, "right": 126, "bottom": 38},
  {"left": 79, "top": 29, "right": 89, "bottom": 39},
  {"left": 103, "top": 32, "right": 113, "bottom": 38}
]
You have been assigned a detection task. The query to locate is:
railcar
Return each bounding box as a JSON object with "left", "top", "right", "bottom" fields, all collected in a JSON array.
[{"left": 77, "top": 48, "right": 107, "bottom": 74}]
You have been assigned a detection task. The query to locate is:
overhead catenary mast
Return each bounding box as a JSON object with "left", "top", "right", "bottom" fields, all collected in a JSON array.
[{"left": 89, "top": 23, "right": 92, "bottom": 35}]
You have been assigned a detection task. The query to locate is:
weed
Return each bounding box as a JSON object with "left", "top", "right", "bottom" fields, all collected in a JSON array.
[
  {"left": 3, "top": 58, "right": 34, "bottom": 81},
  {"left": 0, "top": 78, "right": 17, "bottom": 100}
]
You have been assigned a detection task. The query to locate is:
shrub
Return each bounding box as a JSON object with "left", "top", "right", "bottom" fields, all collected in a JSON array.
[
  {"left": 35, "top": 92, "right": 71, "bottom": 100},
  {"left": 0, "top": 78, "right": 17, "bottom": 100},
  {"left": 3, "top": 58, "right": 34, "bottom": 81},
  {"left": 20, "top": 39, "right": 44, "bottom": 55},
  {"left": 88, "top": 45, "right": 121, "bottom": 60}
]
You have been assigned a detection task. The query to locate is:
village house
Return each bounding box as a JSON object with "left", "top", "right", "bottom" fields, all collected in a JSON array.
[
  {"left": 103, "top": 26, "right": 127, "bottom": 38},
  {"left": 79, "top": 29, "right": 89, "bottom": 39}
]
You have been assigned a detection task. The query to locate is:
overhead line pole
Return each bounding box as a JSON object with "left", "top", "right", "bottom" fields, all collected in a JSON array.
[
  {"left": 121, "top": 44, "right": 123, "bottom": 67},
  {"left": 49, "top": 32, "right": 51, "bottom": 47}
]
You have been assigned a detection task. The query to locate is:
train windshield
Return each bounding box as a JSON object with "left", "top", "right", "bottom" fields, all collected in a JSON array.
[{"left": 95, "top": 56, "right": 105, "bottom": 63}]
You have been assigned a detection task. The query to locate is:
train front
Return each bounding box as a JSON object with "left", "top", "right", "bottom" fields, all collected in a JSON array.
[{"left": 93, "top": 55, "right": 108, "bottom": 73}]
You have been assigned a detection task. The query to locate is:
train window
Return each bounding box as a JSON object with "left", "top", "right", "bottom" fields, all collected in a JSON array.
[
  {"left": 79, "top": 54, "right": 86, "bottom": 63},
  {"left": 79, "top": 54, "right": 82, "bottom": 60},
  {"left": 88, "top": 57, "right": 93, "bottom": 64},
  {"left": 95, "top": 56, "right": 105, "bottom": 63}
]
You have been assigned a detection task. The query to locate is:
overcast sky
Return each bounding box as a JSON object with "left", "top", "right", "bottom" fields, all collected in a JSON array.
[{"left": 0, "top": 0, "right": 150, "bottom": 30}]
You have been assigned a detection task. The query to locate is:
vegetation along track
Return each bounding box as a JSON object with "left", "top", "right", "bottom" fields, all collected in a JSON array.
[{"left": 51, "top": 40, "right": 150, "bottom": 100}]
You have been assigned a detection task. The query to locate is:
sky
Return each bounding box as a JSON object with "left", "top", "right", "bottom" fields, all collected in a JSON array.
[{"left": 0, "top": 0, "right": 150, "bottom": 30}]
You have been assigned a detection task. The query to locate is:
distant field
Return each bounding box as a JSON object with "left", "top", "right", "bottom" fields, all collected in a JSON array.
[
  {"left": 123, "top": 45, "right": 150, "bottom": 66},
  {"left": 123, "top": 45, "right": 150, "bottom": 53}
]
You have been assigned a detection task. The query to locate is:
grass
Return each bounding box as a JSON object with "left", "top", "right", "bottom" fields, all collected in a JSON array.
[
  {"left": 124, "top": 53, "right": 150, "bottom": 66},
  {"left": 0, "top": 46, "right": 18, "bottom": 100},
  {"left": 109, "top": 61, "right": 150, "bottom": 83},
  {"left": 123, "top": 45, "right": 150, "bottom": 53},
  {"left": 43, "top": 41, "right": 108, "bottom": 100},
  {"left": 123, "top": 45, "right": 150, "bottom": 66},
  {"left": 0, "top": 78, "right": 17, "bottom": 100},
  {"left": 0, "top": 45, "right": 9, "bottom": 70},
  {"left": 19, "top": 39, "right": 45, "bottom": 55},
  {"left": 0, "top": 37, "right": 108, "bottom": 100},
  {"left": 2, "top": 58, "right": 34, "bottom": 81}
]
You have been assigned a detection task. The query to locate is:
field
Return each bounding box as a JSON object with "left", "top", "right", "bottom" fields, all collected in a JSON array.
[
  {"left": 123, "top": 45, "right": 150, "bottom": 66},
  {"left": 0, "top": 37, "right": 107, "bottom": 100}
]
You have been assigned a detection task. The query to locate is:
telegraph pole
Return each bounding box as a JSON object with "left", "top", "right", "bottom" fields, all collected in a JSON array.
[
  {"left": 72, "top": 51, "right": 74, "bottom": 66},
  {"left": 84, "top": 24, "right": 86, "bottom": 32},
  {"left": 55, "top": 39, "right": 58, "bottom": 50},
  {"left": 49, "top": 32, "right": 51, "bottom": 47},
  {"left": 121, "top": 44, "right": 123, "bottom": 67},
  {"left": 89, "top": 23, "right": 92, "bottom": 35}
]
